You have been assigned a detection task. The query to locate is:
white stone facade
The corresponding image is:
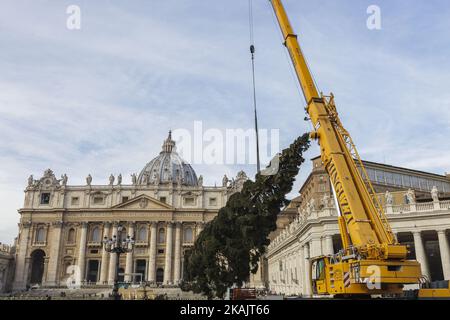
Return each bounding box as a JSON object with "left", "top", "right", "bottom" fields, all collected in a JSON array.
[
  {"left": 267, "top": 196, "right": 450, "bottom": 297},
  {"left": 0, "top": 244, "right": 15, "bottom": 293},
  {"left": 12, "top": 133, "right": 247, "bottom": 291}
]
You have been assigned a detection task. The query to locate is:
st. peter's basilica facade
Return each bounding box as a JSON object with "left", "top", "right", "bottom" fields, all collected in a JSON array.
[{"left": 12, "top": 132, "right": 248, "bottom": 290}]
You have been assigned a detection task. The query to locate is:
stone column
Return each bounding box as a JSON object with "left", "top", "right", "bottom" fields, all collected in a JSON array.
[
  {"left": 77, "top": 222, "right": 88, "bottom": 284},
  {"left": 164, "top": 222, "right": 174, "bottom": 285},
  {"left": 303, "top": 243, "right": 312, "bottom": 297},
  {"left": 108, "top": 223, "right": 119, "bottom": 285},
  {"left": 287, "top": 256, "right": 292, "bottom": 287},
  {"left": 413, "top": 231, "right": 430, "bottom": 280},
  {"left": 196, "top": 222, "right": 204, "bottom": 237},
  {"left": 124, "top": 222, "right": 135, "bottom": 282},
  {"left": 173, "top": 222, "right": 182, "bottom": 284},
  {"left": 23, "top": 257, "right": 31, "bottom": 287},
  {"left": 310, "top": 237, "right": 322, "bottom": 258},
  {"left": 46, "top": 221, "right": 64, "bottom": 286},
  {"left": 437, "top": 230, "right": 450, "bottom": 280},
  {"left": 148, "top": 222, "right": 157, "bottom": 283},
  {"left": 324, "top": 235, "right": 334, "bottom": 256},
  {"left": 98, "top": 222, "right": 111, "bottom": 284},
  {"left": 43, "top": 257, "right": 50, "bottom": 283},
  {"left": 297, "top": 245, "right": 304, "bottom": 294},
  {"left": 12, "top": 221, "right": 32, "bottom": 291}
]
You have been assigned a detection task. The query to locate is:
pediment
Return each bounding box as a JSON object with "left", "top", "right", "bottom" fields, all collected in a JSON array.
[{"left": 112, "top": 194, "right": 173, "bottom": 210}]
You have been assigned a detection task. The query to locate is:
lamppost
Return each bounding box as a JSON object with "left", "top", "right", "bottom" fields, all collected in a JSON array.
[{"left": 103, "top": 225, "right": 135, "bottom": 300}]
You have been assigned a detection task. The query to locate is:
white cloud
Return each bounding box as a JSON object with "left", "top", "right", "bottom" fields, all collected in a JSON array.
[{"left": 0, "top": 0, "right": 449, "bottom": 243}]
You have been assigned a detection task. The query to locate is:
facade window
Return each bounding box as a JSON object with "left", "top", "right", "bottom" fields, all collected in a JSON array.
[
  {"left": 443, "top": 182, "right": 450, "bottom": 193},
  {"left": 93, "top": 196, "right": 104, "bottom": 205},
  {"left": 71, "top": 197, "right": 79, "bottom": 205},
  {"left": 183, "top": 197, "right": 195, "bottom": 206},
  {"left": 209, "top": 198, "right": 217, "bottom": 206},
  {"left": 393, "top": 174, "right": 402, "bottom": 186},
  {"left": 158, "top": 228, "right": 165, "bottom": 243},
  {"left": 184, "top": 227, "right": 193, "bottom": 243},
  {"left": 40, "top": 193, "right": 50, "bottom": 205},
  {"left": 122, "top": 196, "right": 129, "bottom": 203},
  {"left": 159, "top": 197, "right": 167, "bottom": 203},
  {"left": 135, "top": 260, "right": 147, "bottom": 282},
  {"left": 35, "top": 227, "right": 46, "bottom": 242},
  {"left": 91, "top": 227, "right": 101, "bottom": 242},
  {"left": 367, "top": 168, "right": 376, "bottom": 182},
  {"left": 376, "top": 170, "right": 385, "bottom": 184},
  {"left": 411, "top": 176, "right": 420, "bottom": 189},
  {"left": 137, "top": 226, "right": 147, "bottom": 241},
  {"left": 385, "top": 172, "right": 395, "bottom": 185},
  {"left": 419, "top": 178, "right": 428, "bottom": 191},
  {"left": 67, "top": 228, "right": 76, "bottom": 243},
  {"left": 158, "top": 249, "right": 165, "bottom": 254},
  {"left": 120, "top": 228, "right": 127, "bottom": 240},
  {"left": 444, "top": 182, "right": 450, "bottom": 193},
  {"left": 403, "top": 175, "right": 411, "bottom": 188}
]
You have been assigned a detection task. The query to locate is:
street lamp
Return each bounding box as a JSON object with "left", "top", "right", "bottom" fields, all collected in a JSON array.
[{"left": 103, "top": 225, "right": 135, "bottom": 300}]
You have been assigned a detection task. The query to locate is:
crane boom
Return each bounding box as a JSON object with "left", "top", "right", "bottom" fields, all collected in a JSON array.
[
  {"left": 271, "top": 0, "right": 396, "bottom": 256},
  {"left": 269, "top": 0, "right": 422, "bottom": 296}
]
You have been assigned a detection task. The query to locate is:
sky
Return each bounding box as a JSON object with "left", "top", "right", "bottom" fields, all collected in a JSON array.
[{"left": 0, "top": 0, "right": 449, "bottom": 244}]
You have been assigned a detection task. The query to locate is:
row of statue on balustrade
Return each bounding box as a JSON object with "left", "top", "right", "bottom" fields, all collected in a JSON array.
[
  {"left": 26, "top": 169, "right": 248, "bottom": 190},
  {"left": 270, "top": 186, "right": 443, "bottom": 250},
  {"left": 384, "top": 187, "right": 440, "bottom": 205}
]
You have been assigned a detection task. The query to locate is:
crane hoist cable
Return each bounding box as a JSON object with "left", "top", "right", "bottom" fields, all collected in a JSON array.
[
  {"left": 265, "top": 0, "right": 318, "bottom": 133},
  {"left": 249, "top": 0, "right": 261, "bottom": 173}
]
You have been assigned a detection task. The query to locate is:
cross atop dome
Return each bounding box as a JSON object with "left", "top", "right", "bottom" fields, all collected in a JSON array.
[{"left": 161, "top": 130, "right": 176, "bottom": 153}]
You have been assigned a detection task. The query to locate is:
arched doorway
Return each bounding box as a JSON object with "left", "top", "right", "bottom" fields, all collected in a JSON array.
[
  {"left": 30, "top": 250, "right": 46, "bottom": 285},
  {"left": 156, "top": 268, "right": 164, "bottom": 283}
]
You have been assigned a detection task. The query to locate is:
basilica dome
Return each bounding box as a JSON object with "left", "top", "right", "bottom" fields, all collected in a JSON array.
[{"left": 137, "top": 132, "right": 198, "bottom": 186}]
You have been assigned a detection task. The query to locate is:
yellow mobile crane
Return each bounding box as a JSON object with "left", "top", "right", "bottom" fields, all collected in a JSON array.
[{"left": 269, "top": 0, "right": 423, "bottom": 297}]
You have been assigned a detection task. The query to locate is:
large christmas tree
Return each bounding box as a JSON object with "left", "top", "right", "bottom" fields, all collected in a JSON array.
[{"left": 182, "top": 134, "right": 310, "bottom": 298}]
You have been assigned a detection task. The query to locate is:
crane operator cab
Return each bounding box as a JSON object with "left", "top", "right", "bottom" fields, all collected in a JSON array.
[{"left": 311, "top": 257, "right": 327, "bottom": 295}]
